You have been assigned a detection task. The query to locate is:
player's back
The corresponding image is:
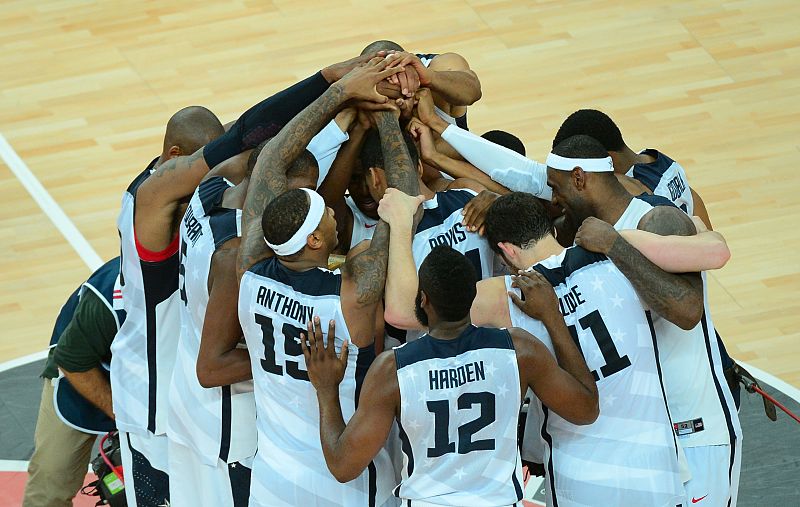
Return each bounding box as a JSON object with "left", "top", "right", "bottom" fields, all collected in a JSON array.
[
  {"left": 413, "top": 189, "right": 493, "bottom": 282},
  {"left": 510, "top": 247, "right": 684, "bottom": 507},
  {"left": 393, "top": 325, "right": 524, "bottom": 507},
  {"left": 239, "top": 256, "right": 395, "bottom": 507},
  {"left": 167, "top": 176, "right": 256, "bottom": 466},
  {"left": 111, "top": 159, "right": 182, "bottom": 435}
]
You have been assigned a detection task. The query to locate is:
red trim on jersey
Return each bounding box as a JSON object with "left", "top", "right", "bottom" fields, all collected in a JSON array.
[{"left": 135, "top": 231, "right": 179, "bottom": 262}]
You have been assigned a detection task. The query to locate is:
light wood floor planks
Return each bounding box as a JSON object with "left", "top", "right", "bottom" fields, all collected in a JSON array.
[{"left": 1, "top": 0, "right": 798, "bottom": 385}]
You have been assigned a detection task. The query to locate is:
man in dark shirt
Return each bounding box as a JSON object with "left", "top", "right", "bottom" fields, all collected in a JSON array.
[{"left": 23, "top": 258, "right": 123, "bottom": 507}]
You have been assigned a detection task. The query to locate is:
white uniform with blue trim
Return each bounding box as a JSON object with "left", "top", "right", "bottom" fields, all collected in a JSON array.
[
  {"left": 626, "top": 150, "right": 694, "bottom": 214},
  {"left": 239, "top": 257, "right": 396, "bottom": 507},
  {"left": 514, "top": 246, "right": 684, "bottom": 507},
  {"left": 614, "top": 194, "right": 742, "bottom": 506},
  {"left": 167, "top": 177, "right": 255, "bottom": 506},
  {"left": 393, "top": 325, "right": 524, "bottom": 506}
]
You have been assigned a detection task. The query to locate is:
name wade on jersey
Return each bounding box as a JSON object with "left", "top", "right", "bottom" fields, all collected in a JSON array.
[
  {"left": 183, "top": 204, "right": 203, "bottom": 246},
  {"left": 428, "top": 361, "right": 486, "bottom": 390},
  {"left": 255, "top": 285, "right": 315, "bottom": 325},
  {"left": 428, "top": 222, "right": 467, "bottom": 250}
]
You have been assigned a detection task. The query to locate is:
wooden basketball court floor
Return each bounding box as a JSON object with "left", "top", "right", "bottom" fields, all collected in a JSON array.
[{"left": 0, "top": 0, "right": 798, "bottom": 394}]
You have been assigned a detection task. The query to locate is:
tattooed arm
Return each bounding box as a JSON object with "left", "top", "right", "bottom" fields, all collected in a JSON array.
[
  {"left": 340, "top": 110, "right": 420, "bottom": 347},
  {"left": 237, "top": 57, "right": 405, "bottom": 279},
  {"left": 575, "top": 210, "right": 704, "bottom": 329}
]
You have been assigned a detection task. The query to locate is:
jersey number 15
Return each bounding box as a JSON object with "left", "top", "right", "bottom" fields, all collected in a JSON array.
[{"left": 254, "top": 313, "right": 309, "bottom": 381}]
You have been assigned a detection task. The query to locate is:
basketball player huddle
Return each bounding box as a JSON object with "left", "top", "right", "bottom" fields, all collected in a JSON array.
[{"left": 110, "top": 40, "right": 741, "bottom": 507}]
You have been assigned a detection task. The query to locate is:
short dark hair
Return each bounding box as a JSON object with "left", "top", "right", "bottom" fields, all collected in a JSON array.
[
  {"left": 418, "top": 245, "right": 478, "bottom": 321},
  {"left": 552, "top": 109, "right": 625, "bottom": 152},
  {"left": 163, "top": 106, "right": 224, "bottom": 155},
  {"left": 551, "top": 134, "right": 609, "bottom": 159},
  {"left": 360, "top": 128, "right": 419, "bottom": 173},
  {"left": 484, "top": 192, "right": 552, "bottom": 253},
  {"left": 248, "top": 140, "right": 318, "bottom": 184},
  {"left": 361, "top": 40, "right": 404, "bottom": 55},
  {"left": 262, "top": 189, "right": 310, "bottom": 248},
  {"left": 481, "top": 130, "right": 526, "bottom": 156}
]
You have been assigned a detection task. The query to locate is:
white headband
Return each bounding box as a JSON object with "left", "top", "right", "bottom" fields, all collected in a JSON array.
[
  {"left": 546, "top": 152, "right": 614, "bottom": 173},
  {"left": 265, "top": 188, "right": 326, "bottom": 256}
]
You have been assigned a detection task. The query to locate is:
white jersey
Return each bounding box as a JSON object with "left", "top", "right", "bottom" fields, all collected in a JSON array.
[
  {"left": 393, "top": 325, "right": 524, "bottom": 506},
  {"left": 511, "top": 247, "right": 684, "bottom": 507},
  {"left": 111, "top": 160, "right": 182, "bottom": 436},
  {"left": 167, "top": 176, "right": 256, "bottom": 467},
  {"left": 413, "top": 190, "right": 493, "bottom": 280},
  {"left": 626, "top": 149, "right": 694, "bottom": 215},
  {"left": 239, "top": 257, "right": 395, "bottom": 507},
  {"left": 613, "top": 196, "right": 741, "bottom": 449},
  {"left": 345, "top": 195, "right": 379, "bottom": 249}
]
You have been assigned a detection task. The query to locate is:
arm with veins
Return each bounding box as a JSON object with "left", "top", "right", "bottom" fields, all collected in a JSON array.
[{"left": 620, "top": 228, "right": 731, "bottom": 273}]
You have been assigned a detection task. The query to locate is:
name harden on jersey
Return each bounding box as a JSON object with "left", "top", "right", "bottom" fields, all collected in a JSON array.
[
  {"left": 428, "top": 222, "right": 467, "bottom": 250},
  {"left": 428, "top": 360, "right": 486, "bottom": 390},
  {"left": 255, "top": 285, "right": 315, "bottom": 325}
]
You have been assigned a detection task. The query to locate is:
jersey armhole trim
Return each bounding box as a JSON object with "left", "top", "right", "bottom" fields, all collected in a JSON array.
[{"left": 134, "top": 229, "right": 179, "bottom": 262}]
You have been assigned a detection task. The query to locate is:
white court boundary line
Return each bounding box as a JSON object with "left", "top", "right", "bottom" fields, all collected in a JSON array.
[{"left": 0, "top": 133, "right": 103, "bottom": 271}]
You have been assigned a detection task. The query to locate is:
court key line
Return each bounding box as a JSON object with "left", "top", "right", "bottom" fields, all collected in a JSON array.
[{"left": 0, "top": 132, "right": 103, "bottom": 271}]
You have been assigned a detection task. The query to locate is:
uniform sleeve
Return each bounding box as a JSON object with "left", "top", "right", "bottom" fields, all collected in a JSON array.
[
  {"left": 202, "top": 72, "right": 331, "bottom": 168},
  {"left": 53, "top": 290, "right": 117, "bottom": 373},
  {"left": 307, "top": 119, "right": 349, "bottom": 187},
  {"left": 441, "top": 125, "right": 552, "bottom": 200}
]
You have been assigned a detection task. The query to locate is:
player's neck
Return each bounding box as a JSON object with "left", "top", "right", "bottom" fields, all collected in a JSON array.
[
  {"left": 427, "top": 316, "right": 472, "bottom": 341},
  {"left": 610, "top": 147, "right": 639, "bottom": 174},
  {"left": 518, "top": 235, "right": 563, "bottom": 269},
  {"left": 592, "top": 182, "right": 634, "bottom": 225},
  {"left": 278, "top": 252, "right": 329, "bottom": 272}
]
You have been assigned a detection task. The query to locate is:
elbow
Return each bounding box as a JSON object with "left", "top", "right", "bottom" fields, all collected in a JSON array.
[
  {"left": 328, "top": 462, "right": 359, "bottom": 483},
  {"left": 575, "top": 391, "right": 600, "bottom": 425},
  {"left": 196, "top": 362, "right": 218, "bottom": 388},
  {"left": 675, "top": 306, "right": 703, "bottom": 330},
  {"left": 712, "top": 244, "right": 731, "bottom": 270},
  {"left": 384, "top": 307, "right": 418, "bottom": 331}
]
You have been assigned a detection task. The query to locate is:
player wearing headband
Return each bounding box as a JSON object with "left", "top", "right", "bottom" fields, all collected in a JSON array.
[
  {"left": 236, "top": 56, "right": 419, "bottom": 506},
  {"left": 548, "top": 135, "right": 742, "bottom": 507}
]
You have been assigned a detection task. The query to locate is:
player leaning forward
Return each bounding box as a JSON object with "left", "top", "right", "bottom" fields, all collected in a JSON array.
[
  {"left": 236, "top": 56, "right": 419, "bottom": 506},
  {"left": 303, "top": 188, "right": 600, "bottom": 507}
]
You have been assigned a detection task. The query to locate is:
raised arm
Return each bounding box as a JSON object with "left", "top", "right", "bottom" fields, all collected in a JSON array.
[
  {"left": 136, "top": 70, "right": 336, "bottom": 251},
  {"left": 620, "top": 228, "right": 730, "bottom": 272},
  {"left": 415, "top": 89, "right": 550, "bottom": 199},
  {"left": 237, "top": 57, "right": 404, "bottom": 279},
  {"left": 379, "top": 188, "right": 427, "bottom": 330},
  {"left": 340, "top": 110, "right": 420, "bottom": 325},
  {"left": 301, "top": 319, "right": 399, "bottom": 483},
  {"left": 574, "top": 213, "right": 704, "bottom": 330},
  {"left": 197, "top": 248, "right": 252, "bottom": 387}
]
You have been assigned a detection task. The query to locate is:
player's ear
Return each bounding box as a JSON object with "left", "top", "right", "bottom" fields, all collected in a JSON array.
[
  {"left": 367, "top": 167, "right": 385, "bottom": 189},
  {"left": 416, "top": 160, "right": 424, "bottom": 179},
  {"left": 307, "top": 230, "right": 324, "bottom": 250},
  {"left": 497, "top": 242, "right": 517, "bottom": 262},
  {"left": 571, "top": 167, "right": 586, "bottom": 191},
  {"left": 167, "top": 145, "right": 182, "bottom": 159}
]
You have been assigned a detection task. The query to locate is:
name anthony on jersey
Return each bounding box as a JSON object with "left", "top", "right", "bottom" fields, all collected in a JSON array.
[
  {"left": 429, "top": 361, "right": 486, "bottom": 390},
  {"left": 255, "top": 286, "right": 315, "bottom": 325}
]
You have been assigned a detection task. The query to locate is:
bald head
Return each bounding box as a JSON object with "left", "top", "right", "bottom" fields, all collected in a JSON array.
[
  {"left": 162, "top": 106, "right": 224, "bottom": 158},
  {"left": 361, "top": 40, "right": 404, "bottom": 55}
]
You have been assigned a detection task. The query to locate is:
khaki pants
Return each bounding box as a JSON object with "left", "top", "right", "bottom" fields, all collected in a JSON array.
[{"left": 22, "top": 379, "right": 96, "bottom": 507}]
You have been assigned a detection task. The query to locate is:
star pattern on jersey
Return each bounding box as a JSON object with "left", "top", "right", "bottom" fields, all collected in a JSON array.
[
  {"left": 610, "top": 293, "right": 624, "bottom": 308},
  {"left": 403, "top": 368, "right": 418, "bottom": 382},
  {"left": 612, "top": 329, "right": 627, "bottom": 344},
  {"left": 454, "top": 467, "right": 467, "bottom": 480},
  {"left": 288, "top": 395, "right": 301, "bottom": 409},
  {"left": 422, "top": 458, "right": 435, "bottom": 468},
  {"left": 604, "top": 393, "right": 617, "bottom": 407},
  {"left": 590, "top": 347, "right": 603, "bottom": 362},
  {"left": 485, "top": 362, "right": 498, "bottom": 376},
  {"left": 406, "top": 419, "right": 422, "bottom": 432},
  {"left": 417, "top": 390, "right": 427, "bottom": 403},
  {"left": 590, "top": 275, "right": 605, "bottom": 292},
  {"left": 606, "top": 263, "right": 617, "bottom": 274},
  {"left": 497, "top": 383, "right": 509, "bottom": 398}
]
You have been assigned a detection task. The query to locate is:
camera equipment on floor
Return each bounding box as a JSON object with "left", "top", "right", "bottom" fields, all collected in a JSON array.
[{"left": 81, "top": 430, "right": 126, "bottom": 506}]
